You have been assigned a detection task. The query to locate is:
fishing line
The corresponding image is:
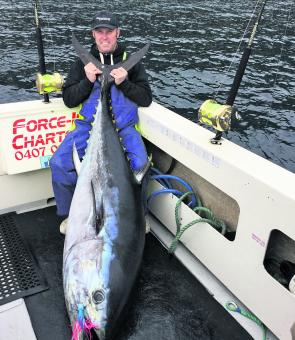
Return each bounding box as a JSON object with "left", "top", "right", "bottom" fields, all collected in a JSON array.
[
  {"left": 213, "top": 0, "right": 261, "bottom": 101},
  {"left": 263, "top": 0, "right": 293, "bottom": 134},
  {"left": 247, "top": 0, "right": 281, "bottom": 148}
]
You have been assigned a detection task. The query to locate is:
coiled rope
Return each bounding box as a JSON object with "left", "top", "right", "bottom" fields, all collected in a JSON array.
[
  {"left": 148, "top": 167, "right": 267, "bottom": 339},
  {"left": 148, "top": 167, "right": 228, "bottom": 253}
]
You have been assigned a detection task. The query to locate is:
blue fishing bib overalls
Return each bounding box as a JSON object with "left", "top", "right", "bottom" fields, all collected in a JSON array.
[{"left": 49, "top": 81, "right": 148, "bottom": 216}]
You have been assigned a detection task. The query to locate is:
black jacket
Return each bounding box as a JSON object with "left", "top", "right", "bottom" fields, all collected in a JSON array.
[{"left": 63, "top": 42, "right": 152, "bottom": 108}]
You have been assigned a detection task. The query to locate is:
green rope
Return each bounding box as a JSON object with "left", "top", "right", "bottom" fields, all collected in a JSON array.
[
  {"left": 192, "top": 206, "right": 214, "bottom": 221},
  {"left": 169, "top": 217, "right": 217, "bottom": 253},
  {"left": 169, "top": 191, "right": 228, "bottom": 253},
  {"left": 225, "top": 302, "right": 267, "bottom": 340},
  {"left": 174, "top": 191, "right": 200, "bottom": 233},
  {"left": 166, "top": 189, "right": 266, "bottom": 337}
]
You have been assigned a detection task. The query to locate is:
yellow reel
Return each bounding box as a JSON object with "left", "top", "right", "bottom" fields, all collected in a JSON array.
[
  {"left": 36, "top": 72, "right": 64, "bottom": 94},
  {"left": 198, "top": 99, "right": 234, "bottom": 132}
]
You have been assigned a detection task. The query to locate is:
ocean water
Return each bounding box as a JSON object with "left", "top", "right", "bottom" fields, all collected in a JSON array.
[{"left": 0, "top": 0, "right": 294, "bottom": 172}]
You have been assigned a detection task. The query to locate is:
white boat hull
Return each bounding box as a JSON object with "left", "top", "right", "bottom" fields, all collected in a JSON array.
[{"left": 0, "top": 98, "right": 294, "bottom": 339}]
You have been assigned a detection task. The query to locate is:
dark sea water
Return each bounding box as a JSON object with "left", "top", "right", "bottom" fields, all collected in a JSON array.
[{"left": 0, "top": 0, "right": 294, "bottom": 173}]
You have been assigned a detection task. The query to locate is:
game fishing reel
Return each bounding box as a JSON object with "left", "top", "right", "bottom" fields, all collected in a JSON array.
[
  {"left": 198, "top": 99, "right": 240, "bottom": 144},
  {"left": 36, "top": 72, "right": 64, "bottom": 95},
  {"left": 198, "top": 99, "right": 236, "bottom": 132}
]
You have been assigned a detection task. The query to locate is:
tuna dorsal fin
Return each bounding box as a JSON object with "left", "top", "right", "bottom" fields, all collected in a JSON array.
[
  {"left": 91, "top": 179, "right": 104, "bottom": 234},
  {"left": 72, "top": 142, "right": 82, "bottom": 175}
]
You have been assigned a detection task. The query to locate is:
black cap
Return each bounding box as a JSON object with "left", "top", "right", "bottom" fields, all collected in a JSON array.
[{"left": 91, "top": 11, "right": 119, "bottom": 30}]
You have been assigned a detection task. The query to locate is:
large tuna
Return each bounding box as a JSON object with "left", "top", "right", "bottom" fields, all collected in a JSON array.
[{"left": 63, "top": 34, "right": 149, "bottom": 339}]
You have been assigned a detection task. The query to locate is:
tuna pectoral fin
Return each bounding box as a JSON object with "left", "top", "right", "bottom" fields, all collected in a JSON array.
[
  {"left": 91, "top": 179, "right": 104, "bottom": 234},
  {"left": 73, "top": 142, "right": 82, "bottom": 175}
]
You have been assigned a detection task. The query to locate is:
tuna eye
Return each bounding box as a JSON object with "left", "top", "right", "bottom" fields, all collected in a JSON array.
[{"left": 92, "top": 290, "right": 105, "bottom": 304}]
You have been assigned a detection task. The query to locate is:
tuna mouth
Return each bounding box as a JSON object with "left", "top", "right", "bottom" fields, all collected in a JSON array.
[
  {"left": 94, "top": 328, "right": 105, "bottom": 340},
  {"left": 71, "top": 311, "right": 102, "bottom": 339}
]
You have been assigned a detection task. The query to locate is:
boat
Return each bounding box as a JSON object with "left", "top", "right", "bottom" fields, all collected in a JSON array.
[
  {"left": 0, "top": 95, "right": 294, "bottom": 339},
  {"left": 1, "top": 1, "right": 294, "bottom": 339}
]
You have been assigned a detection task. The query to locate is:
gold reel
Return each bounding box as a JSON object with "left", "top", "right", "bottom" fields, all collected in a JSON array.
[
  {"left": 36, "top": 72, "right": 64, "bottom": 94},
  {"left": 198, "top": 99, "right": 234, "bottom": 132}
]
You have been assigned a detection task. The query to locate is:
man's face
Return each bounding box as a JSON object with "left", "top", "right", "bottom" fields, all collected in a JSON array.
[{"left": 92, "top": 28, "right": 120, "bottom": 54}]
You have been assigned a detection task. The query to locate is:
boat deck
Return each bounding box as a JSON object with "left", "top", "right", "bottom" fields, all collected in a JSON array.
[{"left": 7, "top": 206, "right": 252, "bottom": 340}]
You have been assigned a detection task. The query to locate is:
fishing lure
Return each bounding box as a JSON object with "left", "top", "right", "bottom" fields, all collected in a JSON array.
[{"left": 72, "top": 304, "right": 97, "bottom": 340}]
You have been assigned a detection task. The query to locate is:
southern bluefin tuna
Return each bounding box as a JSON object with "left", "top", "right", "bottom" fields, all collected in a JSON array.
[{"left": 63, "top": 34, "right": 149, "bottom": 339}]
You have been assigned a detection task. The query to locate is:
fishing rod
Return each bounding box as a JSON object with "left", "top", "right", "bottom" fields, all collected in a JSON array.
[
  {"left": 198, "top": 0, "right": 268, "bottom": 144},
  {"left": 34, "top": 0, "right": 49, "bottom": 102},
  {"left": 33, "top": 0, "right": 63, "bottom": 102}
]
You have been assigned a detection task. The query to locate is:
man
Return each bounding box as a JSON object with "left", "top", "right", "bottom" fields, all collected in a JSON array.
[{"left": 49, "top": 10, "right": 152, "bottom": 233}]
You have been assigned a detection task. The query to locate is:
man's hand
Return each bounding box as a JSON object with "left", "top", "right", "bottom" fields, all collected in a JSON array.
[
  {"left": 110, "top": 67, "right": 127, "bottom": 85},
  {"left": 84, "top": 62, "right": 102, "bottom": 83}
]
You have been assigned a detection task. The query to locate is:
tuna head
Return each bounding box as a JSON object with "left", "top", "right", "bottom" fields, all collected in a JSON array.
[{"left": 64, "top": 240, "right": 111, "bottom": 340}]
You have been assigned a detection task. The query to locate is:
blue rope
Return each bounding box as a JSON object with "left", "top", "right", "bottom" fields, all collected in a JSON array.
[
  {"left": 150, "top": 170, "right": 198, "bottom": 207},
  {"left": 148, "top": 189, "right": 184, "bottom": 204},
  {"left": 150, "top": 167, "right": 172, "bottom": 188}
]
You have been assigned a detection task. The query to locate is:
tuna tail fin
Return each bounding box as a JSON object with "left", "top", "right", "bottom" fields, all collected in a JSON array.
[
  {"left": 72, "top": 33, "right": 104, "bottom": 70},
  {"left": 91, "top": 179, "right": 104, "bottom": 234},
  {"left": 117, "top": 42, "right": 150, "bottom": 72},
  {"left": 72, "top": 33, "right": 150, "bottom": 77},
  {"left": 73, "top": 142, "right": 82, "bottom": 176}
]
